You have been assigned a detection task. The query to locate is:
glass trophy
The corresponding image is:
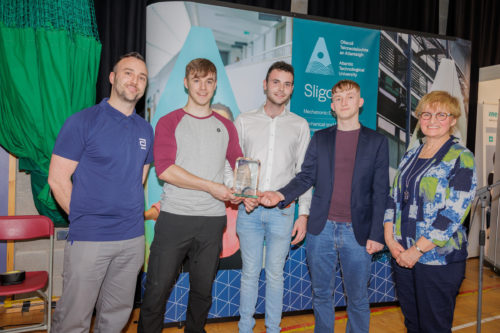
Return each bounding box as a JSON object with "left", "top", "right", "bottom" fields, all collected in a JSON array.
[{"left": 233, "top": 157, "right": 261, "bottom": 198}]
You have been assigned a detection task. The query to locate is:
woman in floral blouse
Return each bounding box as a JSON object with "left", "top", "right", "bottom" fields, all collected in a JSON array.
[{"left": 384, "top": 91, "right": 477, "bottom": 333}]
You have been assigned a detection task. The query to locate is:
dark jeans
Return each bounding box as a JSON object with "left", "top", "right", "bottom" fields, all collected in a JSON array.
[
  {"left": 392, "top": 259, "right": 465, "bottom": 333},
  {"left": 138, "top": 212, "right": 226, "bottom": 333}
]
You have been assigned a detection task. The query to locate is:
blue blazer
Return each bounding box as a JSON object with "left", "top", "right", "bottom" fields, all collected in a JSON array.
[{"left": 278, "top": 125, "right": 389, "bottom": 246}]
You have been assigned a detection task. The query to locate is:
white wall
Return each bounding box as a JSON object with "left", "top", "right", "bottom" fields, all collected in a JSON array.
[
  {"left": 14, "top": 166, "right": 66, "bottom": 297},
  {"left": 470, "top": 65, "right": 500, "bottom": 264}
]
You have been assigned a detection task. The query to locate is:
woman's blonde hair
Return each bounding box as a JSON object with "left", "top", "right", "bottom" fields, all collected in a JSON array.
[{"left": 415, "top": 91, "right": 461, "bottom": 134}]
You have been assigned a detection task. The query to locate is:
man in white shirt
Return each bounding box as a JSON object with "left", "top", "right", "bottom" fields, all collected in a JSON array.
[{"left": 235, "top": 61, "right": 312, "bottom": 333}]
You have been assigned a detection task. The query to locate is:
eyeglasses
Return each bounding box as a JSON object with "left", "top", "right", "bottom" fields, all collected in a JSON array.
[{"left": 419, "top": 112, "right": 452, "bottom": 121}]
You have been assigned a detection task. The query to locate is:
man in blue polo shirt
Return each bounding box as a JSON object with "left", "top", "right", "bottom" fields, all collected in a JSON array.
[{"left": 48, "top": 52, "right": 154, "bottom": 333}]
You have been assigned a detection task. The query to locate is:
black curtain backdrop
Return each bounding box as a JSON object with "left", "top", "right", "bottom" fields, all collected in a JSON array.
[
  {"left": 447, "top": 0, "right": 500, "bottom": 68},
  {"left": 217, "top": 0, "right": 290, "bottom": 11},
  {"left": 307, "top": 0, "right": 439, "bottom": 34},
  {"left": 447, "top": 0, "right": 500, "bottom": 152},
  {"left": 94, "top": 0, "right": 147, "bottom": 117}
]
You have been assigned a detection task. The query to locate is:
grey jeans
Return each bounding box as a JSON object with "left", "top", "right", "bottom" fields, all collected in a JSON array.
[{"left": 51, "top": 236, "right": 144, "bottom": 333}]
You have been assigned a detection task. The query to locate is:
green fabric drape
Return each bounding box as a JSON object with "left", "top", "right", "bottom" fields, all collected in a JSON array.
[{"left": 0, "top": 1, "right": 101, "bottom": 226}]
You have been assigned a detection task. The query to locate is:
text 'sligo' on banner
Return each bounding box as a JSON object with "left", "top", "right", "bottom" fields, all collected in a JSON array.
[{"left": 291, "top": 18, "right": 380, "bottom": 132}]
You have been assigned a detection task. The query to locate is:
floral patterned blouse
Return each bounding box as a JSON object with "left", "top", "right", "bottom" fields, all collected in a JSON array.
[{"left": 384, "top": 136, "right": 477, "bottom": 265}]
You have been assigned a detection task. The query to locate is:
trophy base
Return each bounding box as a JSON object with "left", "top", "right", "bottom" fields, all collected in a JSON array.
[{"left": 235, "top": 193, "right": 258, "bottom": 199}]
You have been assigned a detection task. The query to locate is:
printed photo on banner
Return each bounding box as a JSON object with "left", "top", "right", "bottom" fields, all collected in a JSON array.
[{"left": 376, "top": 32, "right": 471, "bottom": 182}]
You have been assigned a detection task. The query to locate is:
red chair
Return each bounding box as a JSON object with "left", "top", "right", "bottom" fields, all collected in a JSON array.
[{"left": 0, "top": 215, "right": 54, "bottom": 332}]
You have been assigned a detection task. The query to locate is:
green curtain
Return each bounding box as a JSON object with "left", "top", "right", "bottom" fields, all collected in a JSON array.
[{"left": 0, "top": 1, "right": 101, "bottom": 226}]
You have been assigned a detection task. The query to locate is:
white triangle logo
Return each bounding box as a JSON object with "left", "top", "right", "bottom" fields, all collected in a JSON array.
[{"left": 305, "top": 37, "right": 334, "bottom": 76}]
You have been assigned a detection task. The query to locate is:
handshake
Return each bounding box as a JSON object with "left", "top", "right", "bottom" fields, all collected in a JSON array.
[
  {"left": 239, "top": 190, "right": 286, "bottom": 213},
  {"left": 211, "top": 182, "right": 286, "bottom": 213}
]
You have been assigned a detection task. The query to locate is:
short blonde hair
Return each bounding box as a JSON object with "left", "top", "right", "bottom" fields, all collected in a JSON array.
[
  {"left": 331, "top": 80, "right": 360, "bottom": 94},
  {"left": 415, "top": 91, "right": 461, "bottom": 118},
  {"left": 415, "top": 91, "right": 461, "bottom": 134}
]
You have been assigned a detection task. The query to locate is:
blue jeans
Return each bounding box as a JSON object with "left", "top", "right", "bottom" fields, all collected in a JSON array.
[
  {"left": 236, "top": 204, "right": 295, "bottom": 333},
  {"left": 306, "top": 221, "right": 372, "bottom": 333}
]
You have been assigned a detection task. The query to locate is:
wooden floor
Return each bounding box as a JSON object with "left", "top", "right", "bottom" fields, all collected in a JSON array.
[{"left": 1, "top": 258, "right": 499, "bottom": 332}]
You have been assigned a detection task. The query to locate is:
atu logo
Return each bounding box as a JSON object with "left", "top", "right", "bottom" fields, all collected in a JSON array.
[{"left": 305, "top": 37, "right": 334, "bottom": 76}]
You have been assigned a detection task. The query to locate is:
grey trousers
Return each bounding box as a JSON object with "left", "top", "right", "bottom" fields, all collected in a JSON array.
[{"left": 51, "top": 236, "right": 144, "bottom": 333}]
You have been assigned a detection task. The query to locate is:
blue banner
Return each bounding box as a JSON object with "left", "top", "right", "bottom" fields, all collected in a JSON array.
[{"left": 291, "top": 18, "right": 380, "bottom": 132}]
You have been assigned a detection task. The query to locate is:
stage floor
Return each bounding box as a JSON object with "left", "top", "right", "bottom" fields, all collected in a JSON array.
[{"left": 1, "top": 258, "right": 499, "bottom": 332}]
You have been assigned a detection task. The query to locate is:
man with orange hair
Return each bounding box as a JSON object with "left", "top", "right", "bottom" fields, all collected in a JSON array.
[{"left": 260, "top": 80, "right": 389, "bottom": 332}]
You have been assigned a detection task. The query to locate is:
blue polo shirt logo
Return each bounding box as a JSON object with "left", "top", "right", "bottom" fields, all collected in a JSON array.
[{"left": 139, "top": 138, "right": 147, "bottom": 150}]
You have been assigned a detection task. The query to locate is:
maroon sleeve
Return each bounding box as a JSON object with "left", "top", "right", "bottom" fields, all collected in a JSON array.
[
  {"left": 213, "top": 113, "right": 243, "bottom": 169},
  {"left": 153, "top": 110, "right": 184, "bottom": 177}
]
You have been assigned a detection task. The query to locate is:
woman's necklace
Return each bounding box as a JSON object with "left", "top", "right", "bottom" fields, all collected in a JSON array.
[
  {"left": 403, "top": 156, "right": 432, "bottom": 203},
  {"left": 403, "top": 137, "right": 449, "bottom": 202}
]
